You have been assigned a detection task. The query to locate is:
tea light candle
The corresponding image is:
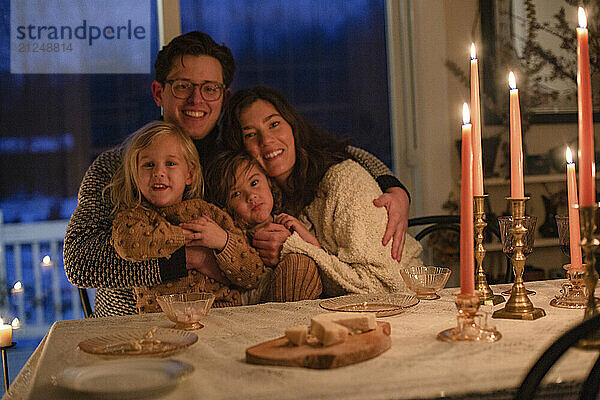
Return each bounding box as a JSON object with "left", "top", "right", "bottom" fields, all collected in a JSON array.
[
  {"left": 11, "top": 281, "right": 23, "bottom": 295},
  {"left": 41, "top": 255, "right": 53, "bottom": 268},
  {"left": 0, "top": 320, "right": 12, "bottom": 347}
]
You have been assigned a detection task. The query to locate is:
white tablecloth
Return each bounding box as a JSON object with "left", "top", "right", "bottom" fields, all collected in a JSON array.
[{"left": 3, "top": 280, "right": 598, "bottom": 400}]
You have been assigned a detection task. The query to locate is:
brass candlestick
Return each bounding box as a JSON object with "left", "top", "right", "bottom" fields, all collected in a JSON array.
[
  {"left": 474, "top": 195, "right": 504, "bottom": 306},
  {"left": 493, "top": 198, "right": 546, "bottom": 320},
  {"left": 576, "top": 204, "right": 600, "bottom": 349},
  {"left": 437, "top": 292, "right": 501, "bottom": 342}
]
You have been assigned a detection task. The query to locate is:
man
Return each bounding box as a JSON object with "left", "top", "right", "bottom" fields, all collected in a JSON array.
[{"left": 64, "top": 31, "right": 410, "bottom": 317}]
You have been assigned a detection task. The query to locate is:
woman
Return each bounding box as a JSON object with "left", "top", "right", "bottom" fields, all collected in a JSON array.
[{"left": 222, "top": 86, "right": 422, "bottom": 297}]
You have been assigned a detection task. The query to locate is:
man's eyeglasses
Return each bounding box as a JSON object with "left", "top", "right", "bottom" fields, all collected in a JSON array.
[{"left": 163, "top": 79, "right": 225, "bottom": 101}]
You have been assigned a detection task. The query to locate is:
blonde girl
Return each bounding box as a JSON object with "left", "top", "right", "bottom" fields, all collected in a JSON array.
[{"left": 107, "top": 121, "right": 268, "bottom": 312}]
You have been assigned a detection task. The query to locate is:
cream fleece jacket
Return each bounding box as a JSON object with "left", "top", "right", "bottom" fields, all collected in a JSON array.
[{"left": 282, "top": 160, "right": 423, "bottom": 296}]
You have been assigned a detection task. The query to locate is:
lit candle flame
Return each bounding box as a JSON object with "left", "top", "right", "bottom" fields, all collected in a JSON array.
[
  {"left": 470, "top": 43, "right": 476, "bottom": 60},
  {"left": 11, "top": 281, "right": 23, "bottom": 294},
  {"left": 579, "top": 7, "right": 587, "bottom": 29},
  {"left": 462, "top": 103, "right": 471, "bottom": 125},
  {"left": 42, "top": 255, "right": 51, "bottom": 265},
  {"left": 11, "top": 318, "right": 20, "bottom": 329},
  {"left": 566, "top": 147, "right": 574, "bottom": 164},
  {"left": 509, "top": 71, "right": 517, "bottom": 90}
]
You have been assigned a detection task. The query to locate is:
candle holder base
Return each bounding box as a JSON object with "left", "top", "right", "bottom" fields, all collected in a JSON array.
[
  {"left": 437, "top": 293, "right": 501, "bottom": 342},
  {"left": 492, "top": 307, "right": 546, "bottom": 320},
  {"left": 550, "top": 265, "right": 589, "bottom": 309},
  {"left": 501, "top": 288, "right": 536, "bottom": 296},
  {"left": 493, "top": 283, "right": 546, "bottom": 321}
]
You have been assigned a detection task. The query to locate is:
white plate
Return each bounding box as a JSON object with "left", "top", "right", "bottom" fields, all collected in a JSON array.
[
  {"left": 78, "top": 327, "right": 197, "bottom": 356},
  {"left": 54, "top": 358, "right": 193, "bottom": 399},
  {"left": 320, "top": 293, "right": 419, "bottom": 317}
]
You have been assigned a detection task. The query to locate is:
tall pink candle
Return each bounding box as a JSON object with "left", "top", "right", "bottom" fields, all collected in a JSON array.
[
  {"left": 509, "top": 72, "right": 525, "bottom": 198},
  {"left": 460, "top": 103, "right": 475, "bottom": 295},
  {"left": 566, "top": 147, "right": 584, "bottom": 271},
  {"left": 470, "top": 44, "right": 484, "bottom": 196},
  {"left": 577, "top": 7, "right": 596, "bottom": 207}
]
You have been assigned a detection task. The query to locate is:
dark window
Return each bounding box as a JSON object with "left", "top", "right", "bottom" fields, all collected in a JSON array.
[
  {"left": 180, "top": 0, "right": 392, "bottom": 168},
  {"left": 0, "top": 2, "right": 159, "bottom": 222}
]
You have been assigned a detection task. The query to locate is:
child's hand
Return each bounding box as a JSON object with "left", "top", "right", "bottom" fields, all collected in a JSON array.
[
  {"left": 252, "top": 223, "right": 291, "bottom": 266},
  {"left": 183, "top": 246, "right": 230, "bottom": 285},
  {"left": 274, "top": 213, "right": 320, "bottom": 248},
  {"left": 180, "top": 216, "right": 228, "bottom": 251}
]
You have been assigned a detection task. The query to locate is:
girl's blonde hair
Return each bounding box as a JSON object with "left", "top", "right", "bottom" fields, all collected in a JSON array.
[{"left": 105, "top": 120, "right": 203, "bottom": 213}]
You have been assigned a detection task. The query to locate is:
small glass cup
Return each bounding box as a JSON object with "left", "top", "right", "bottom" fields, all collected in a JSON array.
[
  {"left": 400, "top": 266, "right": 451, "bottom": 300},
  {"left": 498, "top": 215, "right": 537, "bottom": 295},
  {"left": 157, "top": 292, "right": 215, "bottom": 330}
]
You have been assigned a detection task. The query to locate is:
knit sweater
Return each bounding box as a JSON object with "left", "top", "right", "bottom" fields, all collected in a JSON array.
[
  {"left": 282, "top": 160, "right": 423, "bottom": 297},
  {"left": 111, "top": 199, "right": 268, "bottom": 309},
  {"left": 64, "top": 136, "right": 408, "bottom": 316}
]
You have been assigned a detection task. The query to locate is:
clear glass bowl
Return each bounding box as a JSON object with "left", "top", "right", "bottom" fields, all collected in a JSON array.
[
  {"left": 400, "top": 266, "right": 451, "bottom": 300},
  {"left": 156, "top": 292, "right": 215, "bottom": 330}
]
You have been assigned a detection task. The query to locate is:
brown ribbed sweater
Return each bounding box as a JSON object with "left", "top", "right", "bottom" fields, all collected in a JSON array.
[{"left": 112, "top": 198, "right": 268, "bottom": 310}]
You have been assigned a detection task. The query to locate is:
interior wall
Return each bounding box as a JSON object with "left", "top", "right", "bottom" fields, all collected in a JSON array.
[
  {"left": 405, "top": 0, "right": 470, "bottom": 216},
  {"left": 158, "top": 0, "right": 181, "bottom": 47},
  {"left": 407, "top": 0, "right": 480, "bottom": 216},
  {"left": 443, "top": 0, "right": 480, "bottom": 179}
]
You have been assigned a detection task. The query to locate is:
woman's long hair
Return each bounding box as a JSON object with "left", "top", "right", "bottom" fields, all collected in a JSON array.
[
  {"left": 221, "top": 85, "right": 349, "bottom": 215},
  {"left": 104, "top": 120, "right": 203, "bottom": 214}
]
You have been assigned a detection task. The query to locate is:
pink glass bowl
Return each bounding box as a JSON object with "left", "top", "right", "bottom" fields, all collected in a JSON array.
[
  {"left": 156, "top": 292, "right": 215, "bottom": 330},
  {"left": 400, "top": 266, "right": 451, "bottom": 300}
]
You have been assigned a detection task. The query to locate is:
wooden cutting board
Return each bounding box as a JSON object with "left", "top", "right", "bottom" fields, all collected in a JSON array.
[{"left": 246, "top": 321, "right": 391, "bottom": 369}]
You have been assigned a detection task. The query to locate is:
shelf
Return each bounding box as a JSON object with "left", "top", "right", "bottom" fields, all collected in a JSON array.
[
  {"left": 483, "top": 173, "right": 600, "bottom": 187},
  {"left": 484, "top": 174, "right": 566, "bottom": 187},
  {"left": 485, "top": 237, "right": 559, "bottom": 252}
]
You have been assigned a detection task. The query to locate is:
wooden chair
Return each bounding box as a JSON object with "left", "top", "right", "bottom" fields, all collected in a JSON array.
[
  {"left": 407, "top": 215, "right": 505, "bottom": 282},
  {"left": 78, "top": 288, "right": 93, "bottom": 318},
  {"left": 408, "top": 215, "right": 461, "bottom": 241},
  {"left": 515, "top": 314, "right": 600, "bottom": 400}
]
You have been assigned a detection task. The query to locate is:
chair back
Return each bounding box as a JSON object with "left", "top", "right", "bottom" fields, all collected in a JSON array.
[
  {"left": 78, "top": 288, "right": 93, "bottom": 318},
  {"left": 515, "top": 314, "right": 600, "bottom": 399},
  {"left": 408, "top": 215, "right": 461, "bottom": 241},
  {"left": 408, "top": 215, "right": 503, "bottom": 286}
]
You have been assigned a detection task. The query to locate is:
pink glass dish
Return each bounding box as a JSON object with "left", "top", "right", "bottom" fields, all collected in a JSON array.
[
  {"left": 156, "top": 292, "right": 215, "bottom": 330},
  {"left": 400, "top": 266, "right": 451, "bottom": 300}
]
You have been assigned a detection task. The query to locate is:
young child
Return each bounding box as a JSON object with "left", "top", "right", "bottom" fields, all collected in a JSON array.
[
  {"left": 107, "top": 121, "right": 320, "bottom": 312},
  {"left": 205, "top": 150, "right": 322, "bottom": 301}
]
